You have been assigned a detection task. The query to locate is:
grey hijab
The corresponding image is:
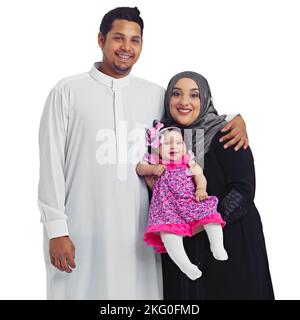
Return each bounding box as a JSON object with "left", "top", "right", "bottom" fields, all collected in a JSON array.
[{"left": 162, "top": 71, "right": 227, "bottom": 167}]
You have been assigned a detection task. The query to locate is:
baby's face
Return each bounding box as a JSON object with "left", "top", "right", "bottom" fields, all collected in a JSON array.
[{"left": 159, "top": 130, "right": 186, "bottom": 162}]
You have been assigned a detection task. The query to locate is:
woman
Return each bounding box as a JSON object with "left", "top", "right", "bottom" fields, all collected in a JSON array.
[{"left": 151, "top": 71, "right": 274, "bottom": 299}]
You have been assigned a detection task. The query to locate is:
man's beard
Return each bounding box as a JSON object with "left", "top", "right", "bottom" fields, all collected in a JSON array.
[{"left": 112, "top": 62, "right": 132, "bottom": 74}]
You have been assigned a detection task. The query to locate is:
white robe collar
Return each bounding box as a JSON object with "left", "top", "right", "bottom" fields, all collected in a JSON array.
[{"left": 89, "top": 62, "right": 131, "bottom": 89}]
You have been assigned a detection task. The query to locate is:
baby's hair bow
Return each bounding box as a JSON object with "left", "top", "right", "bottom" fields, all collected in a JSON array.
[{"left": 145, "top": 120, "right": 164, "bottom": 148}]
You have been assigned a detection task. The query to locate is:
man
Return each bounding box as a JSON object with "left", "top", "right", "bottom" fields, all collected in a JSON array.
[{"left": 38, "top": 7, "right": 248, "bottom": 299}]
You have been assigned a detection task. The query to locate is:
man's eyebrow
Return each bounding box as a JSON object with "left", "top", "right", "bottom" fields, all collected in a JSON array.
[
  {"left": 112, "top": 32, "right": 125, "bottom": 36},
  {"left": 112, "top": 32, "right": 141, "bottom": 39}
]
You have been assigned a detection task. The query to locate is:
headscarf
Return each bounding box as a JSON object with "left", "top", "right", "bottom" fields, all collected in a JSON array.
[{"left": 161, "top": 71, "right": 227, "bottom": 167}]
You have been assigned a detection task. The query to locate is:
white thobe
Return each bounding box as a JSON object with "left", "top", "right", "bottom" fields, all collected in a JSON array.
[{"left": 38, "top": 62, "right": 165, "bottom": 299}]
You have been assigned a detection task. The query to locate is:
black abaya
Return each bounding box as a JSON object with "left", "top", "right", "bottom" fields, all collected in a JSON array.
[{"left": 161, "top": 132, "right": 274, "bottom": 300}]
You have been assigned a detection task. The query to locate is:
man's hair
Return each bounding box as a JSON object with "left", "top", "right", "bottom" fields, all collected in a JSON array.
[{"left": 99, "top": 7, "right": 144, "bottom": 39}]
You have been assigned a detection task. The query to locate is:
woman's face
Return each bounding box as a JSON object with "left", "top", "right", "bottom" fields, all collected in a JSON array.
[
  {"left": 159, "top": 130, "right": 186, "bottom": 162},
  {"left": 169, "top": 77, "right": 201, "bottom": 126}
]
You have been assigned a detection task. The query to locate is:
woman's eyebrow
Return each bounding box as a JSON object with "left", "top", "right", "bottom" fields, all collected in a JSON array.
[{"left": 173, "top": 87, "right": 199, "bottom": 91}]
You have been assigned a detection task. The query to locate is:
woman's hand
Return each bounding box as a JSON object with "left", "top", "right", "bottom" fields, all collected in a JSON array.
[
  {"left": 144, "top": 175, "right": 157, "bottom": 191},
  {"left": 220, "top": 114, "right": 249, "bottom": 151},
  {"left": 195, "top": 188, "right": 208, "bottom": 202}
]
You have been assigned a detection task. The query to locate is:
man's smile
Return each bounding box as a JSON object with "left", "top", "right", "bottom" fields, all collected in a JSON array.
[{"left": 115, "top": 51, "right": 133, "bottom": 62}]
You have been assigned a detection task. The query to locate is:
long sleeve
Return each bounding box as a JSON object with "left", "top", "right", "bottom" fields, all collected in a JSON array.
[
  {"left": 214, "top": 134, "right": 256, "bottom": 225},
  {"left": 38, "top": 83, "right": 70, "bottom": 239},
  {"left": 225, "top": 113, "right": 238, "bottom": 122}
]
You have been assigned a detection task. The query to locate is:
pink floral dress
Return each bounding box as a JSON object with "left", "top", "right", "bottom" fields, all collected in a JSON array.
[{"left": 143, "top": 152, "right": 225, "bottom": 253}]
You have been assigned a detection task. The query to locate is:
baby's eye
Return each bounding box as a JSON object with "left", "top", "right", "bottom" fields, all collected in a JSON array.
[
  {"left": 172, "top": 91, "right": 180, "bottom": 97},
  {"left": 191, "top": 93, "right": 199, "bottom": 98}
]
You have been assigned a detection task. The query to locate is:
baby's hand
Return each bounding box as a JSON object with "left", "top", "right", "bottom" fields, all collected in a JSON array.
[
  {"left": 152, "top": 164, "right": 165, "bottom": 176},
  {"left": 195, "top": 188, "right": 208, "bottom": 202}
]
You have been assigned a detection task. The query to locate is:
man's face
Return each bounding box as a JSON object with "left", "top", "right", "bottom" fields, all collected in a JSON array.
[{"left": 98, "top": 19, "right": 143, "bottom": 77}]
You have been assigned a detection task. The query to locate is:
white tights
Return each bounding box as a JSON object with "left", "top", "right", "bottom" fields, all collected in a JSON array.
[{"left": 161, "top": 223, "right": 228, "bottom": 281}]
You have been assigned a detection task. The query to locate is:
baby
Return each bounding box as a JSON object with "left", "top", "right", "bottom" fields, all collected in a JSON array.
[{"left": 136, "top": 121, "right": 228, "bottom": 280}]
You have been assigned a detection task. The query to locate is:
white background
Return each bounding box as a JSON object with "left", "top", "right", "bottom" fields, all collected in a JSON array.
[{"left": 0, "top": 0, "right": 299, "bottom": 299}]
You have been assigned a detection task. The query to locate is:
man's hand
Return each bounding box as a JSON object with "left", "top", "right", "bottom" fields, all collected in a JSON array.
[
  {"left": 220, "top": 114, "right": 249, "bottom": 151},
  {"left": 49, "top": 236, "right": 76, "bottom": 273},
  {"left": 152, "top": 164, "right": 165, "bottom": 176}
]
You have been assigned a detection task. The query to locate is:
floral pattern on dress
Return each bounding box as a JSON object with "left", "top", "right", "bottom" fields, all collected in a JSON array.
[{"left": 143, "top": 155, "right": 225, "bottom": 253}]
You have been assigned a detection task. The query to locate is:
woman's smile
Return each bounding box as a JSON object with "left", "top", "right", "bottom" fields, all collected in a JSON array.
[{"left": 176, "top": 107, "right": 193, "bottom": 115}]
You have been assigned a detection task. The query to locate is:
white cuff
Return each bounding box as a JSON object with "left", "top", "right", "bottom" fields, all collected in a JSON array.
[
  {"left": 225, "top": 113, "right": 238, "bottom": 122},
  {"left": 38, "top": 200, "right": 69, "bottom": 239},
  {"left": 45, "top": 220, "right": 69, "bottom": 239}
]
